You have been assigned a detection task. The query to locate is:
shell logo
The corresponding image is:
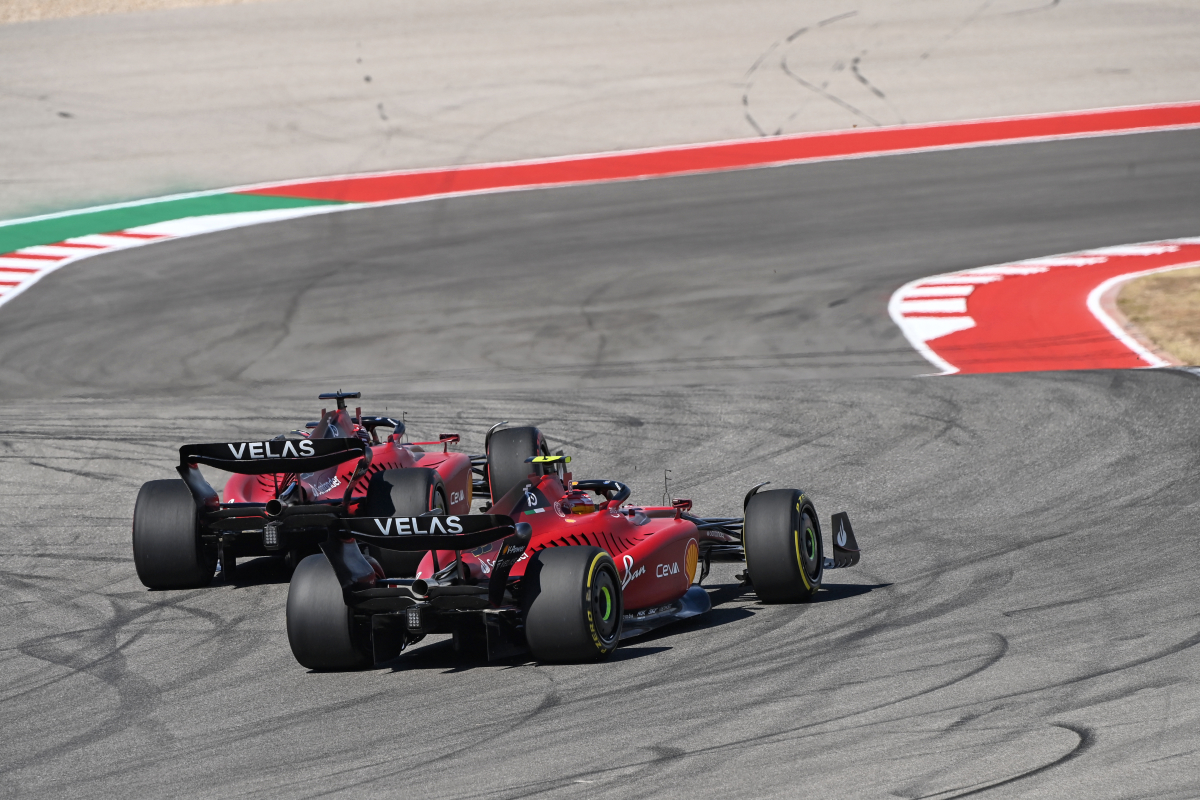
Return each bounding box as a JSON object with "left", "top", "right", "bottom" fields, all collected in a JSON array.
[{"left": 684, "top": 539, "right": 699, "bottom": 585}]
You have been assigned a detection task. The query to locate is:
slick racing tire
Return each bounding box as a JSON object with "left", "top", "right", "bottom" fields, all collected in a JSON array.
[
  {"left": 487, "top": 426, "right": 550, "bottom": 504},
  {"left": 359, "top": 468, "right": 446, "bottom": 577},
  {"left": 132, "top": 479, "right": 215, "bottom": 589},
  {"left": 287, "top": 554, "right": 371, "bottom": 670},
  {"left": 522, "top": 546, "right": 622, "bottom": 662},
  {"left": 743, "top": 488, "right": 823, "bottom": 603}
]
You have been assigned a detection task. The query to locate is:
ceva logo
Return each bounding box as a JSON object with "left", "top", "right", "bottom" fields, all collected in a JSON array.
[{"left": 656, "top": 562, "right": 679, "bottom": 578}]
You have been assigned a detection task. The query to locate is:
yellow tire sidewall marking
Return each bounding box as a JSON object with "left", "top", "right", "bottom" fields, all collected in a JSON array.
[
  {"left": 585, "top": 552, "right": 612, "bottom": 652},
  {"left": 794, "top": 500, "right": 813, "bottom": 591}
]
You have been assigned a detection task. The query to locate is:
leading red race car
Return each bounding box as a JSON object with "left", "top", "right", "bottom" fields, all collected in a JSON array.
[
  {"left": 285, "top": 424, "right": 862, "bottom": 667},
  {"left": 131, "top": 391, "right": 480, "bottom": 588}
]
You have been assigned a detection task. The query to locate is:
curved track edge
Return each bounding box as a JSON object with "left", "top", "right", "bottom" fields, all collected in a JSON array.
[{"left": 2, "top": 101, "right": 1200, "bottom": 314}]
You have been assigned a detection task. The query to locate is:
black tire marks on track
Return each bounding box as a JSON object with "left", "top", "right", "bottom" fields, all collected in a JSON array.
[{"left": 3, "top": 134, "right": 1200, "bottom": 797}]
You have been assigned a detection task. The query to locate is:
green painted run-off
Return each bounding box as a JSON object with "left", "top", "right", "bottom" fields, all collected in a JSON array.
[{"left": 0, "top": 193, "right": 340, "bottom": 254}]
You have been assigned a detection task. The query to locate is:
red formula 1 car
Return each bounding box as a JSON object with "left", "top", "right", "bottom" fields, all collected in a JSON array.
[
  {"left": 132, "top": 391, "right": 480, "bottom": 589},
  {"left": 285, "top": 424, "right": 862, "bottom": 667}
]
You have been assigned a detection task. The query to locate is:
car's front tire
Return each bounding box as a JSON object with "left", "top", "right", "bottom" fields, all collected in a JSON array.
[
  {"left": 132, "top": 479, "right": 215, "bottom": 589},
  {"left": 522, "top": 546, "right": 622, "bottom": 662},
  {"left": 743, "top": 488, "right": 823, "bottom": 602},
  {"left": 286, "top": 554, "right": 371, "bottom": 670}
]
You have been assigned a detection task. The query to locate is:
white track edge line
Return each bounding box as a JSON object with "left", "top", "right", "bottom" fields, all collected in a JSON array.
[
  {"left": 10, "top": 119, "right": 1197, "bottom": 240},
  {"left": 4, "top": 100, "right": 1200, "bottom": 228}
]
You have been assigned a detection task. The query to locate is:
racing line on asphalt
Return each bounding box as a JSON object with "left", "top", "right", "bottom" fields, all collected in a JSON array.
[{"left": 2, "top": 100, "right": 1199, "bottom": 375}]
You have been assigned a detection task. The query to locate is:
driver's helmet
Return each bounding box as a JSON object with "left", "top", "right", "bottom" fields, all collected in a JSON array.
[{"left": 558, "top": 489, "right": 596, "bottom": 516}]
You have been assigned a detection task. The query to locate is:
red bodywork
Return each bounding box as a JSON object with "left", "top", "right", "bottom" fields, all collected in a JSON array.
[
  {"left": 416, "top": 471, "right": 738, "bottom": 614},
  {"left": 222, "top": 406, "right": 473, "bottom": 514}
]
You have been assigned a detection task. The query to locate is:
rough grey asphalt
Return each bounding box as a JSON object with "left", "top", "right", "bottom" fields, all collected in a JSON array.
[{"left": 3, "top": 132, "right": 1200, "bottom": 798}]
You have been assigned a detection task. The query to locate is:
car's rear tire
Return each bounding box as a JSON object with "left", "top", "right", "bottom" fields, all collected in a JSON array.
[
  {"left": 487, "top": 426, "right": 549, "bottom": 504},
  {"left": 743, "top": 488, "right": 823, "bottom": 603},
  {"left": 286, "top": 554, "right": 371, "bottom": 670},
  {"left": 522, "top": 546, "right": 622, "bottom": 662},
  {"left": 359, "top": 468, "right": 446, "bottom": 577},
  {"left": 132, "top": 479, "right": 215, "bottom": 589}
]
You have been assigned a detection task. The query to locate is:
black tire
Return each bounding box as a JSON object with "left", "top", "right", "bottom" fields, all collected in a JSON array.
[
  {"left": 743, "top": 488, "right": 823, "bottom": 603},
  {"left": 286, "top": 554, "right": 371, "bottom": 670},
  {"left": 132, "top": 479, "right": 215, "bottom": 589},
  {"left": 487, "top": 426, "right": 549, "bottom": 503},
  {"left": 359, "top": 468, "right": 445, "bottom": 577},
  {"left": 522, "top": 546, "right": 622, "bottom": 662}
]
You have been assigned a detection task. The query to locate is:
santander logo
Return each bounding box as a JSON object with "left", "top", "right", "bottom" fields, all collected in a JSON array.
[{"left": 621, "top": 554, "right": 645, "bottom": 588}]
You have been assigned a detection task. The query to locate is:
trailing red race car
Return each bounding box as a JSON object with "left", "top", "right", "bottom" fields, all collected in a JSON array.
[
  {"left": 132, "top": 391, "right": 481, "bottom": 589},
  {"left": 285, "top": 424, "right": 862, "bottom": 667}
]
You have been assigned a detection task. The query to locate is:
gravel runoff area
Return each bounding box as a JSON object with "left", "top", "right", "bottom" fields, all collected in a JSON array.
[{"left": 1118, "top": 267, "right": 1200, "bottom": 367}]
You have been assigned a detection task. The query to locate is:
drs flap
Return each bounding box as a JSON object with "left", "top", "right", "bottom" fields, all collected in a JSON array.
[
  {"left": 344, "top": 514, "right": 516, "bottom": 551},
  {"left": 180, "top": 437, "right": 367, "bottom": 474}
]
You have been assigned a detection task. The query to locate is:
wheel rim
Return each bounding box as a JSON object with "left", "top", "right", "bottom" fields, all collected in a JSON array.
[
  {"left": 800, "top": 514, "right": 822, "bottom": 580},
  {"left": 794, "top": 507, "right": 822, "bottom": 583},
  {"left": 591, "top": 567, "right": 620, "bottom": 643},
  {"left": 599, "top": 585, "right": 613, "bottom": 621}
]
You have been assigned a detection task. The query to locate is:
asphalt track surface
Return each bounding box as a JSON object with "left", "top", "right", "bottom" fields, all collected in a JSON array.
[{"left": 3, "top": 131, "right": 1200, "bottom": 798}]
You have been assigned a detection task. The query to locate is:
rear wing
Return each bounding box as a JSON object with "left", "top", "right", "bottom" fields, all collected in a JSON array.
[
  {"left": 323, "top": 515, "right": 524, "bottom": 602},
  {"left": 343, "top": 514, "right": 516, "bottom": 551},
  {"left": 179, "top": 437, "right": 367, "bottom": 475},
  {"left": 176, "top": 437, "right": 369, "bottom": 510}
]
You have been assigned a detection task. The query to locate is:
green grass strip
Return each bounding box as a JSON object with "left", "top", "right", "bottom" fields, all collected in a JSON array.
[{"left": 0, "top": 193, "right": 341, "bottom": 254}]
